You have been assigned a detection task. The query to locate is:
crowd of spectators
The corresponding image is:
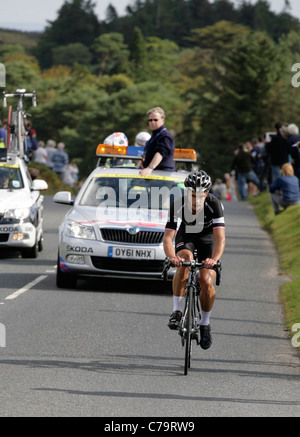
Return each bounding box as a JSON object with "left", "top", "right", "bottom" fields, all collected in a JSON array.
[
  {"left": 25, "top": 122, "right": 79, "bottom": 188},
  {"left": 34, "top": 138, "right": 79, "bottom": 188},
  {"left": 230, "top": 122, "right": 300, "bottom": 214}
]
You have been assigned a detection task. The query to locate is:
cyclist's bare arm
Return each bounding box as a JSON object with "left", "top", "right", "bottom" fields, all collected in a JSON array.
[
  {"left": 202, "top": 227, "right": 225, "bottom": 269},
  {"left": 163, "top": 229, "right": 184, "bottom": 266}
]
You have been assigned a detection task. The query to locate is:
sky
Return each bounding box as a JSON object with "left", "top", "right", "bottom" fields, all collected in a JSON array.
[{"left": 0, "top": 0, "right": 300, "bottom": 32}]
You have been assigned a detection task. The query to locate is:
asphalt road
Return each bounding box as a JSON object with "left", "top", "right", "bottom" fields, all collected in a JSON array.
[{"left": 0, "top": 195, "right": 299, "bottom": 417}]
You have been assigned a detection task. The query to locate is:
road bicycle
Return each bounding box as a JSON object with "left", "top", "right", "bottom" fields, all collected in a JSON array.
[
  {"left": 2, "top": 89, "right": 37, "bottom": 159},
  {"left": 162, "top": 257, "right": 222, "bottom": 375}
]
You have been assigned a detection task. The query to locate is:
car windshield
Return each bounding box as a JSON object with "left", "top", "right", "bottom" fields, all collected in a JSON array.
[
  {"left": 0, "top": 166, "right": 24, "bottom": 189},
  {"left": 80, "top": 175, "right": 185, "bottom": 210}
]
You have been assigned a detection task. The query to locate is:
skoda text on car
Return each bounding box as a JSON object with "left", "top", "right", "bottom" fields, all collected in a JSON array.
[
  {"left": 0, "top": 153, "right": 48, "bottom": 258},
  {"left": 54, "top": 145, "right": 197, "bottom": 288}
]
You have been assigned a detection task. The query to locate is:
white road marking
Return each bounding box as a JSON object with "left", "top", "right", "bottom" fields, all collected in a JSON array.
[{"left": 5, "top": 275, "right": 48, "bottom": 300}]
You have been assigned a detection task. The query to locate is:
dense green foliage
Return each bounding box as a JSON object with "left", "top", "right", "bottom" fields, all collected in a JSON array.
[
  {"left": 249, "top": 194, "right": 300, "bottom": 347},
  {"left": 1, "top": 0, "right": 300, "bottom": 180}
]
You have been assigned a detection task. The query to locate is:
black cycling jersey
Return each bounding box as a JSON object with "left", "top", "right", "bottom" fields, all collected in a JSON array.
[{"left": 165, "top": 193, "right": 225, "bottom": 254}]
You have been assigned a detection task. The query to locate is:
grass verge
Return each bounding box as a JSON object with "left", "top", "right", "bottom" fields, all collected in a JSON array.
[{"left": 249, "top": 192, "right": 300, "bottom": 350}]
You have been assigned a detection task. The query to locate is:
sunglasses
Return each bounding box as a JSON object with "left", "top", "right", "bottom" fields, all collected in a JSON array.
[{"left": 148, "top": 118, "right": 159, "bottom": 122}]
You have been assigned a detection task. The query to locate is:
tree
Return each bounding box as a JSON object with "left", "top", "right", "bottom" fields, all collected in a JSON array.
[
  {"left": 194, "top": 31, "right": 281, "bottom": 178},
  {"left": 146, "top": 36, "right": 180, "bottom": 87},
  {"left": 34, "top": 0, "right": 100, "bottom": 69},
  {"left": 92, "top": 33, "right": 130, "bottom": 76},
  {"left": 105, "top": 4, "right": 118, "bottom": 22},
  {"left": 129, "top": 27, "right": 148, "bottom": 82},
  {"left": 52, "top": 43, "right": 92, "bottom": 67}
]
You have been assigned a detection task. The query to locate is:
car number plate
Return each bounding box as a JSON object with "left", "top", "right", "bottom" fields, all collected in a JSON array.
[{"left": 108, "top": 246, "right": 155, "bottom": 259}]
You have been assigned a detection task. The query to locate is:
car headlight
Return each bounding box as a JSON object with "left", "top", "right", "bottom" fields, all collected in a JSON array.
[
  {"left": 65, "top": 220, "right": 96, "bottom": 240},
  {"left": 4, "top": 207, "right": 30, "bottom": 221}
]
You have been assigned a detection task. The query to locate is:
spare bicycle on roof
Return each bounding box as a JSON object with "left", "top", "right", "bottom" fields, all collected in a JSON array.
[{"left": 2, "top": 89, "right": 37, "bottom": 161}]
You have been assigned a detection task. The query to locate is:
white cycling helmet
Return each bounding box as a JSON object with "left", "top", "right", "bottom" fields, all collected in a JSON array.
[
  {"left": 104, "top": 132, "right": 128, "bottom": 147},
  {"left": 135, "top": 131, "right": 151, "bottom": 147}
]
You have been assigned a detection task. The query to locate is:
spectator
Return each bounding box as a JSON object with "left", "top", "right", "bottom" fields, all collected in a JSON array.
[
  {"left": 232, "top": 143, "right": 260, "bottom": 201},
  {"left": 45, "top": 140, "right": 56, "bottom": 169},
  {"left": 25, "top": 121, "right": 38, "bottom": 154},
  {"left": 0, "top": 120, "right": 6, "bottom": 147},
  {"left": 224, "top": 171, "right": 238, "bottom": 202},
  {"left": 269, "top": 163, "right": 300, "bottom": 215},
  {"left": 250, "top": 137, "right": 265, "bottom": 190},
  {"left": 285, "top": 124, "right": 300, "bottom": 182},
  {"left": 63, "top": 162, "right": 79, "bottom": 188},
  {"left": 212, "top": 178, "right": 227, "bottom": 200},
  {"left": 139, "top": 107, "right": 175, "bottom": 175},
  {"left": 34, "top": 141, "right": 48, "bottom": 165},
  {"left": 265, "top": 122, "right": 289, "bottom": 183},
  {"left": 52, "top": 142, "right": 69, "bottom": 180}
]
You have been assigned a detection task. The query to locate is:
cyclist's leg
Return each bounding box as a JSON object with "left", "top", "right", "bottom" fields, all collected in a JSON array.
[
  {"left": 198, "top": 268, "right": 216, "bottom": 312},
  {"left": 173, "top": 248, "right": 193, "bottom": 297},
  {"left": 173, "top": 230, "right": 194, "bottom": 299},
  {"left": 168, "top": 240, "right": 194, "bottom": 330},
  {"left": 197, "top": 244, "right": 215, "bottom": 349},
  {"left": 197, "top": 243, "right": 216, "bottom": 312}
]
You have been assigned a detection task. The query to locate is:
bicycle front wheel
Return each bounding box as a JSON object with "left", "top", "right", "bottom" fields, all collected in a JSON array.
[{"left": 184, "top": 286, "right": 193, "bottom": 375}]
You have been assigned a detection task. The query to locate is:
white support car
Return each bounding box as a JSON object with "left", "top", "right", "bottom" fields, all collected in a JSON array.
[
  {"left": 54, "top": 145, "right": 197, "bottom": 288},
  {"left": 0, "top": 155, "right": 48, "bottom": 258}
]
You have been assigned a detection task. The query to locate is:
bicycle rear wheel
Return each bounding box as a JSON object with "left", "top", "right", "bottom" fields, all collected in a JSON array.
[{"left": 184, "top": 286, "right": 193, "bottom": 375}]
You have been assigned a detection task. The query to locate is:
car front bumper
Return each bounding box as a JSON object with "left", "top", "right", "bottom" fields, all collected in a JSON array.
[{"left": 58, "top": 234, "right": 175, "bottom": 280}]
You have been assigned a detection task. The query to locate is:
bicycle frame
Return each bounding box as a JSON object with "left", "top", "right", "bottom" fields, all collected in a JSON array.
[{"left": 2, "top": 89, "right": 37, "bottom": 158}]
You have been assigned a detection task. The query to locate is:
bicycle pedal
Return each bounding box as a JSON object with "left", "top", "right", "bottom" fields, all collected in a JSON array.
[{"left": 191, "top": 332, "right": 199, "bottom": 343}]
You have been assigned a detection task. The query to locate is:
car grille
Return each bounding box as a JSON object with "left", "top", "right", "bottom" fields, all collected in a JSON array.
[
  {"left": 100, "top": 228, "right": 164, "bottom": 245},
  {"left": 91, "top": 256, "right": 164, "bottom": 273},
  {"left": 0, "top": 234, "right": 9, "bottom": 242}
]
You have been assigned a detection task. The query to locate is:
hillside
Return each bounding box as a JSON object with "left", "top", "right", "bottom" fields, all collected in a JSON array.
[{"left": 0, "top": 28, "right": 40, "bottom": 50}]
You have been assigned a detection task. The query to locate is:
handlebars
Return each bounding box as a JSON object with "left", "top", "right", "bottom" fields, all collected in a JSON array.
[
  {"left": 162, "top": 258, "right": 222, "bottom": 286},
  {"left": 3, "top": 89, "right": 37, "bottom": 108}
]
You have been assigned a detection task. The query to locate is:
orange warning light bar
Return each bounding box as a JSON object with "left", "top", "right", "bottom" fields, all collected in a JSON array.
[
  {"left": 96, "top": 144, "right": 127, "bottom": 156},
  {"left": 174, "top": 148, "right": 197, "bottom": 162}
]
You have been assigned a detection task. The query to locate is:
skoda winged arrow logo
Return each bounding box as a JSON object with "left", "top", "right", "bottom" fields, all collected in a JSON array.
[{"left": 127, "top": 226, "right": 139, "bottom": 235}]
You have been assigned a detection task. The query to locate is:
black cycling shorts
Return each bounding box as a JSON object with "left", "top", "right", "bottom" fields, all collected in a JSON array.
[{"left": 175, "top": 231, "right": 213, "bottom": 261}]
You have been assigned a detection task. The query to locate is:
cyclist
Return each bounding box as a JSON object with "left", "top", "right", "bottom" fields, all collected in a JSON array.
[{"left": 163, "top": 170, "right": 225, "bottom": 349}]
